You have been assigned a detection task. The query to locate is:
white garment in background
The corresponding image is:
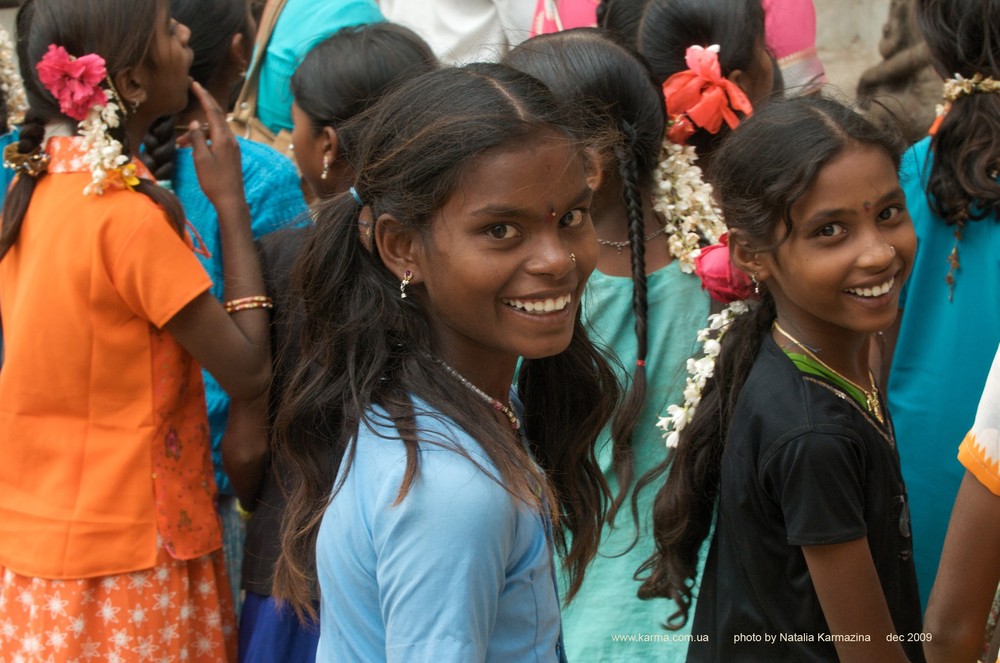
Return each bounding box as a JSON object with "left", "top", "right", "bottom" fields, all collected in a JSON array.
[{"left": 379, "top": 0, "right": 535, "bottom": 64}]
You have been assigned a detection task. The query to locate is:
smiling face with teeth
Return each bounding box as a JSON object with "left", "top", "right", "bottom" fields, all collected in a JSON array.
[
  {"left": 750, "top": 144, "right": 916, "bottom": 356},
  {"left": 400, "top": 134, "right": 598, "bottom": 379}
]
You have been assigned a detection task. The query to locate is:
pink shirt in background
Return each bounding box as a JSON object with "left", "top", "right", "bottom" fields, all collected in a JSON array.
[{"left": 530, "top": 0, "right": 598, "bottom": 36}]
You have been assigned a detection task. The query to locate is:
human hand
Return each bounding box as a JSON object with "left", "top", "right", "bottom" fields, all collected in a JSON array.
[{"left": 177, "top": 80, "right": 247, "bottom": 211}]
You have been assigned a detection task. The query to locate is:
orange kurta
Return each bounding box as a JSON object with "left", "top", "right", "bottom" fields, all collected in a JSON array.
[{"left": 0, "top": 137, "right": 218, "bottom": 579}]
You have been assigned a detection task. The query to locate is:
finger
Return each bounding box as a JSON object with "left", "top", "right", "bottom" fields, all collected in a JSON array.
[{"left": 184, "top": 120, "right": 208, "bottom": 154}]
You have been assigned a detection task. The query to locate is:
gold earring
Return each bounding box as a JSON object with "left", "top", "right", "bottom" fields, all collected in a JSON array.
[
  {"left": 751, "top": 272, "right": 760, "bottom": 296},
  {"left": 321, "top": 154, "right": 330, "bottom": 180},
  {"left": 400, "top": 270, "right": 412, "bottom": 299},
  {"left": 569, "top": 252, "right": 576, "bottom": 263}
]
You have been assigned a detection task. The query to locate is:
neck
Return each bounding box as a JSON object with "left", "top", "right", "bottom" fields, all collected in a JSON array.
[
  {"left": 592, "top": 175, "right": 672, "bottom": 276},
  {"left": 772, "top": 316, "right": 873, "bottom": 386},
  {"left": 435, "top": 351, "right": 517, "bottom": 405}
]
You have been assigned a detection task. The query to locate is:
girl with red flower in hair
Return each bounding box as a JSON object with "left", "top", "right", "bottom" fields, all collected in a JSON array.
[
  {"left": 639, "top": 94, "right": 925, "bottom": 662},
  {"left": 0, "top": 0, "right": 270, "bottom": 660}
]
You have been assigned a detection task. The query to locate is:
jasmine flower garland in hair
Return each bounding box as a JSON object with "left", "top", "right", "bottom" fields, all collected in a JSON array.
[
  {"left": 0, "top": 26, "right": 27, "bottom": 126},
  {"left": 36, "top": 45, "right": 136, "bottom": 195},
  {"left": 658, "top": 301, "right": 748, "bottom": 448},
  {"left": 652, "top": 138, "right": 726, "bottom": 273}
]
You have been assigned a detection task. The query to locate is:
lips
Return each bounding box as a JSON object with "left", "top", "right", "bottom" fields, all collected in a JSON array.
[
  {"left": 501, "top": 293, "right": 572, "bottom": 314},
  {"left": 845, "top": 275, "right": 895, "bottom": 298}
]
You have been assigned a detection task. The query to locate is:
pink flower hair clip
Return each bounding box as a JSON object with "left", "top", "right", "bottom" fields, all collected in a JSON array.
[
  {"left": 662, "top": 44, "right": 753, "bottom": 145},
  {"left": 35, "top": 44, "right": 136, "bottom": 195}
]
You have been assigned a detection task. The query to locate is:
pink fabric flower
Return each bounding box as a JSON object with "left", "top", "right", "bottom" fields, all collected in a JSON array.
[
  {"left": 693, "top": 233, "right": 754, "bottom": 303},
  {"left": 662, "top": 45, "right": 753, "bottom": 144},
  {"left": 36, "top": 45, "right": 108, "bottom": 121}
]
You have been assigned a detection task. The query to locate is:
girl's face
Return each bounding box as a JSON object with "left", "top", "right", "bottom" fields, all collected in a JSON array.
[
  {"left": 138, "top": 5, "right": 193, "bottom": 119},
  {"left": 412, "top": 134, "right": 597, "bottom": 371},
  {"left": 758, "top": 144, "right": 915, "bottom": 347}
]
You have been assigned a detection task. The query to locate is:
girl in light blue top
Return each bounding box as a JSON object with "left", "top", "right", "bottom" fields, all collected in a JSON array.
[{"left": 271, "top": 63, "right": 620, "bottom": 662}]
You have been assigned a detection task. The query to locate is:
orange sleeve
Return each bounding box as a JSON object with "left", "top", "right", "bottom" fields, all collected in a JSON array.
[{"left": 110, "top": 211, "right": 211, "bottom": 328}]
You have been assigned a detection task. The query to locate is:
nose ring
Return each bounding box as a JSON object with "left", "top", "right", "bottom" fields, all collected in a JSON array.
[{"left": 569, "top": 253, "right": 576, "bottom": 263}]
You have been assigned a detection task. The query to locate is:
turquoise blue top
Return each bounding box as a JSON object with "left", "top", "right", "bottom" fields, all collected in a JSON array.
[
  {"left": 559, "top": 262, "right": 711, "bottom": 662},
  {"left": 256, "top": 0, "right": 384, "bottom": 133},
  {"left": 888, "top": 136, "right": 1000, "bottom": 603},
  {"left": 173, "top": 136, "right": 308, "bottom": 494},
  {"left": 0, "top": 128, "right": 18, "bottom": 365},
  {"left": 315, "top": 396, "right": 566, "bottom": 662}
]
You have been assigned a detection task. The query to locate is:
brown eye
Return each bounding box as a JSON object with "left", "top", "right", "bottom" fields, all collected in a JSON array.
[{"left": 560, "top": 209, "right": 587, "bottom": 228}]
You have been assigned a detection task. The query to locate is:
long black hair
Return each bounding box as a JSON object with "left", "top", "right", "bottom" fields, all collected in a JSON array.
[
  {"left": 273, "top": 63, "right": 620, "bottom": 618},
  {"left": 2, "top": 0, "right": 185, "bottom": 260},
  {"left": 915, "top": 0, "right": 1000, "bottom": 228},
  {"left": 504, "top": 28, "right": 664, "bottom": 528},
  {"left": 636, "top": 96, "right": 905, "bottom": 628}
]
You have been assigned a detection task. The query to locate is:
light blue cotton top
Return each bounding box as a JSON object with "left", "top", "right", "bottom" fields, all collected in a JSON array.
[{"left": 315, "top": 397, "right": 566, "bottom": 662}]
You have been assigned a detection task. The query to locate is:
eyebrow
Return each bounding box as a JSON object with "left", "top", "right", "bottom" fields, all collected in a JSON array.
[
  {"left": 470, "top": 186, "right": 593, "bottom": 220},
  {"left": 806, "top": 186, "right": 905, "bottom": 224}
]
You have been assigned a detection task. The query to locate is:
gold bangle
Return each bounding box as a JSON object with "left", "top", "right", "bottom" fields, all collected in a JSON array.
[
  {"left": 235, "top": 500, "right": 254, "bottom": 521},
  {"left": 224, "top": 295, "right": 272, "bottom": 313},
  {"left": 227, "top": 301, "right": 273, "bottom": 313}
]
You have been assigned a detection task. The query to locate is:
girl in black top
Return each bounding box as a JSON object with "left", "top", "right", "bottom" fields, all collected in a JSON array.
[{"left": 638, "top": 96, "right": 925, "bottom": 661}]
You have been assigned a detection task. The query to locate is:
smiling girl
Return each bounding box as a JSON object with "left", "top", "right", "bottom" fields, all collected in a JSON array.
[
  {"left": 638, "top": 96, "right": 925, "bottom": 661},
  {"left": 272, "top": 63, "right": 619, "bottom": 662}
]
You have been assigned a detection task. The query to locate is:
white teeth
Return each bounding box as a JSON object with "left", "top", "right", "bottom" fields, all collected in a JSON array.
[
  {"left": 503, "top": 293, "right": 572, "bottom": 314},
  {"left": 846, "top": 276, "right": 894, "bottom": 298}
]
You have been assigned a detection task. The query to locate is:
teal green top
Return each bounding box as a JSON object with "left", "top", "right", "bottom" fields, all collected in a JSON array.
[{"left": 559, "top": 262, "right": 710, "bottom": 662}]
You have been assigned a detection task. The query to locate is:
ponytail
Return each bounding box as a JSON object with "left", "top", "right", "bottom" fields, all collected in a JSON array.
[
  {"left": 636, "top": 293, "right": 775, "bottom": 628},
  {"left": 0, "top": 115, "right": 46, "bottom": 260}
]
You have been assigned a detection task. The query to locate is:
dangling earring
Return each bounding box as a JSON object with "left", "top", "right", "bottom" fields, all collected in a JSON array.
[
  {"left": 400, "top": 270, "right": 412, "bottom": 299},
  {"left": 321, "top": 154, "right": 330, "bottom": 180},
  {"left": 751, "top": 272, "right": 761, "bottom": 296}
]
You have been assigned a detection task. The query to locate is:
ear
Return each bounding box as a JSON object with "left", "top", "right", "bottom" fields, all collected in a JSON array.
[
  {"left": 229, "top": 32, "right": 251, "bottom": 74},
  {"left": 112, "top": 66, "right": 148, "bottom": 109},
  {"left": 728, "top": 227, "right": 772, "bottom": 282},
  {"left": 374, "top": 213, "right": 422, "bottom": 283},
  {"left": 322, "top": 125, "right": 339, "bottom": 164},
  {"left": 726, "top": 68, "right": 752, "bottom": 98}
]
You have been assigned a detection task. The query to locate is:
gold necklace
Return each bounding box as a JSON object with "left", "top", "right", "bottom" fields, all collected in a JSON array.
[{"left": 772, "top": 321, "right": 884, "bottom": 425}]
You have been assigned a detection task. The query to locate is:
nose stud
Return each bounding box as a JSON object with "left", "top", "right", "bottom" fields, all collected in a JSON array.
[{"left": 888, "top": 245, "right": 896, "bottom": 255}]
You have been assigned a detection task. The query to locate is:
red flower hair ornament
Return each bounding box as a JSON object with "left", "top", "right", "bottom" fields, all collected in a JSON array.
[
  {"left": 663, "top": 44, "right": 753, "bottom": 145},
  {"left": 693, "top": 233, "right": 755, "bottom": 303},
  {"left": 36, "top": 45, "right": 108, "bottom": 121}
]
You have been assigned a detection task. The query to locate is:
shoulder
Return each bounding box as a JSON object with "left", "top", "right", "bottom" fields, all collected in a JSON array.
[
  {"left": 736, "top": 337, "right": 865, "bottom": 451},
  {"left": 273, "top": 0, "right": 383, "bottom": 48},
  {"left": 347, "top": 403, "right": 515, "bottom": 527}
]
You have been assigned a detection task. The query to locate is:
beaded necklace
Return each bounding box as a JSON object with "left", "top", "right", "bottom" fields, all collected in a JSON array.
[
  {"left": 435, "top": 359, "right": 521, "bottom": 432},
  {"left": 597, "top": 227, "right": 666, "bottom": 254},
  {"left": 772, "top": 321, "right": 884, "bottom": 425}
]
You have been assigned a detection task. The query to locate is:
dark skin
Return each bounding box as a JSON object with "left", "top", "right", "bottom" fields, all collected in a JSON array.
[{"left": 924, "top": 471, "right": 1000, "bottom": 662}]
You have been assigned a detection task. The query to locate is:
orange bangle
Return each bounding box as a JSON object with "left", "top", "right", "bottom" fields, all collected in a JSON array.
[{"left": 224, "top": 295, "right": 272, "bottom": 313}]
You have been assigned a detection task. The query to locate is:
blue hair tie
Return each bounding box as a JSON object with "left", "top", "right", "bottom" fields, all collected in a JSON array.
[{"left": 349, "top": 186, "right": 364, "bottom": 206}]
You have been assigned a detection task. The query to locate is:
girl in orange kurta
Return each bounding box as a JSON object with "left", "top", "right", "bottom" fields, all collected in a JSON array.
[{"left": 0, "top": 1, "right": 270, "bottom": 660}]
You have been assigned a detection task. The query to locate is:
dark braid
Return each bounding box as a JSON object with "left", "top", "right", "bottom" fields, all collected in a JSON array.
[
  {"left": 0, "top": 114, "right": 47, "bottom": 260},
  {"left": 637, "top": 293, "right": 776, "bottom": 627},
  {"left": 141, "top": 115, "right": 178, "bottom": 185},
  {"left": 606, "top": 120, "right": 650, "bottom": 528}
]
